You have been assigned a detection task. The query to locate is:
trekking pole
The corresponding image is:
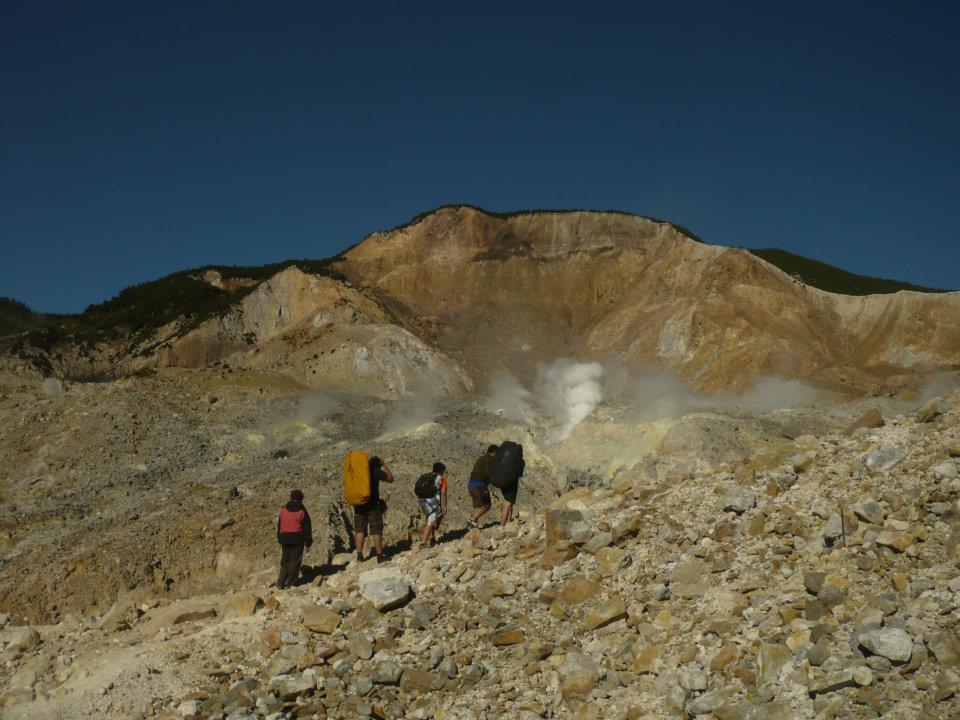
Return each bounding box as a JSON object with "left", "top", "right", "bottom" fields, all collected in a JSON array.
[{"left": 839, "top": 502, "right": 846, "bottom": 548}]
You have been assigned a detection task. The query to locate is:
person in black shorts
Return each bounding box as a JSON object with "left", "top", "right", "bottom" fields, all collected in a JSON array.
[
  {"left": 354, "top": 456, "right": 394, "bottom": 563},
  {"left": 499, "top": 455, "right": 524, "bottom": 527},
  {"left": 467, "top": 444, "right": 498, "bottom": 528}
]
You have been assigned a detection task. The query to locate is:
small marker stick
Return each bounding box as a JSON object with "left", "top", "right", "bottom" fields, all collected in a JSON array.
[{"left": 839, "top": 502, "right": 847, "bottom": 548}]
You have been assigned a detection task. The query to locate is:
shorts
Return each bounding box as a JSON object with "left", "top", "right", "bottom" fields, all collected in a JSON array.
[
  {"left": 354, "top": 501, "right": 385, "bottom": 535},
  {"left": 419, "top": 498, "right": 441, "bottom": 527},
  {"left": 468, "top": 483, "right": 491, "bottom": 509},
  {"left": 499, "top": 482, "right": 518, "bottom": 505}
]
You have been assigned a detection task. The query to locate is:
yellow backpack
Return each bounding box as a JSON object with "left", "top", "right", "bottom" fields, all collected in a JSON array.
[{"left": 343, "top": 450, "right": 371, "bottom": 506}]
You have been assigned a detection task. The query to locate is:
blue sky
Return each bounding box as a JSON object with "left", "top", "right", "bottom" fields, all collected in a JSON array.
[{"left": 2, "top": 1, "right": 957, "bottom": 312}]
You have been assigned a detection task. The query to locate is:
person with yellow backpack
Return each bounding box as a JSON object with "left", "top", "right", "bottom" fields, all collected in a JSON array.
[{"left": 343, "top": 451, "right": 394, "bottom": 563}]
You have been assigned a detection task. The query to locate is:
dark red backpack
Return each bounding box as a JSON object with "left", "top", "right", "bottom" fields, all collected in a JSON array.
[{"left": 279, "top": 507, "right": 305, "bottom": 534}]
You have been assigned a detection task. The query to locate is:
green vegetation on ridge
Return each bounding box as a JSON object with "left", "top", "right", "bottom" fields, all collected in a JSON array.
[
  {"left": 3, "top": 259, "right": 343, "bottom": 350},
  {"left": 748, "top": 248, "right": 947, "bottom": 296},
  {"left": 0, "top": 297, "right": 46, "bottom": 336}
]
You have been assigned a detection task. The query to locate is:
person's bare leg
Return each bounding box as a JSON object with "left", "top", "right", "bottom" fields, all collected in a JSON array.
[
  {"left": 372, "top": 534, "right": 384, "bottom": 557},
  {"left": 500, "top": 501, "right": 513, "bottom": 527},
  {"left": 355, "top": 531, "right": 366, "bottom": 558},
  {"left": 472, "top": 506, "right": 489, "bottom": 522},
  {"left": 419, "top": 524, "right": 431, "bottom": 546}
]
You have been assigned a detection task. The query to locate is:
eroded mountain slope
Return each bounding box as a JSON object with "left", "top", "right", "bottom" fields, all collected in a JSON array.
[{"left": 336, "top": 207, "right": 960, "bottom": 393}]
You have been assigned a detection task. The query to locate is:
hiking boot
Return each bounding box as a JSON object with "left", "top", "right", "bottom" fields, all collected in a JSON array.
[
  {"left": 356, "top": 552, "right": 363, "bottom": 562},
  {"left": 376, "top": 554, "right": 387, "bottom": 564}
]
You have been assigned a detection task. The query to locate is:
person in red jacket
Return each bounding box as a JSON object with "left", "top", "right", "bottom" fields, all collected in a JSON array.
[{"left": 276, "top": 489, "right": 312, "bottom": 589}]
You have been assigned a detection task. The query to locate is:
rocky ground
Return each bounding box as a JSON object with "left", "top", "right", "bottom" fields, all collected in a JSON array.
[
  {"left": 2, "top": 372, "right": 958, "bottom": 718},
  {"left": 0, "top": 359, "right": 879, "bottom": 628}
]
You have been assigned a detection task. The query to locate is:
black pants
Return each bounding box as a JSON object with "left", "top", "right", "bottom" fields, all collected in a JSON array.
[{"left": 277, "top": 543, "right": 304, "bottom": 588}]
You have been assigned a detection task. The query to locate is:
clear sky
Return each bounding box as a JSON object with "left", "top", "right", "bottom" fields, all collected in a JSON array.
[{"left": 2, "top": 1, "right": 958, "bottom": 313}]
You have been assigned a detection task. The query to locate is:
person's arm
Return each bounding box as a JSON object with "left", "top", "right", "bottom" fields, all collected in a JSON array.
[
  {"left": 440, "top": 484, "right": 448, "bottom": 516},
  {"left": 303, "top": 508, "right": 313, "bottom": 549},
  {"left": 382, "top": 464, "right": 395, "bottom": 483}
]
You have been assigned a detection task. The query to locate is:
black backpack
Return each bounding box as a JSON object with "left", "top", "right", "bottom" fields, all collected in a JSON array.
[
  {"left": 414, "top": 473, "right": 437, "bottom": 499},
  {"left": 489, "top": 441, "right": 523, "bottom": 488}
]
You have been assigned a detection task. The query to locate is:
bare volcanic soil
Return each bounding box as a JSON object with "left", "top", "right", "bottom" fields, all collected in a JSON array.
[
  {"left": 0, "top": 373, "right": 958, "bottom": 719},
  {"left": 0, "top": 366, "right": 556, "bottom": 625}
]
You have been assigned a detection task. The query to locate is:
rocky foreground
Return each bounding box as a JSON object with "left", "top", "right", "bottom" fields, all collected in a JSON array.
[{"left": 2, "top": 394, "right": 960, "bottom": 719}]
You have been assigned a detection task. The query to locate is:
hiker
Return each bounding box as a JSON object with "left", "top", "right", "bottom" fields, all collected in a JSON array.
[
  {"left": 353, "top": 455, "right": 394, "bottom": 563},
  {"left": 415, "top": 462, "right": 448, "bottom": 547},
  {"left": 467, "top": 444, "right": 498, "bottom": 528},
  {"left": 489, "top": 441, "right": 525, "bottom": 527},
  {"left": 276, "top": 489, "right": 312, "bottom": 589}
]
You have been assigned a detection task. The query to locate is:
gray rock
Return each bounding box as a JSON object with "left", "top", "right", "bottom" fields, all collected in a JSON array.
[
  {"left": 354, "top": 676, "right": 373, "bottom": 696},
  {"left": 757, "top": 644, "right": 792, "bottom": 684},
  {"left": 932, "top": 461, "right": 958, "bottom": 481},
  {"left": 277, "top": 673, "right": 314, "bottom": 701},
  {"left": 686, "top": 690, "right": 725, "bottom": 715},
  {"left": 372, "top": 660, "right": 402, "bottom": 685},
  {"left": 864, "top": 655, "right": 891, "bottom": 672},
  {"left": 751, "top": 702, "right": 795, "bottom": 720},
  {"left": 803, "top": 572, "right": 826, "bottom": 594},
  {"left": 358, "top": 567, "right": 412, "bottom": 611},
  {"left": 722, "top": 487, "right": 756, "bottom": 514},
  {"left": 927, "top": 631, "right": 960, "bottom": 667},
  {"left": 852, "top": 666, "right": 873, "bottom": 686},
  {"left": 265, "top": 656, "right": 298, "bottom": 677},
  {"left": 859, "top": 627, "right": 913, "bottom": 663},
  {"left": 861, "top": 448, "right": 905, "bottom": 475},
  {"left": 808, "top": 669, "right": 855, "bottom": 695},
  {"left": 331, "top": 658, "right": 352, "bottom": 679},
  {"left": 462, "top": 664, "right": 484, "bottom": 683},
  {"left": 439, "top": 656, "right": 458, "bottom": 678},
  {"left": 583, "top": 531, "right": 613, "bottom": 553},
  {"left": 560, "top": 653, "right": 600, "bottom": 698},
  {"left": 851, "top": 499, "right": 885, "bottom": 525},
  {"left": 818, "top": 585, "right": 846, "bottom": 609},
  {"left": 406, "top": 602, "right": 438, "bottom": 630},
  {"left": 678, "top": 667, "right": 707, "bottom": 691},
  {"left": 348, "top": 633, "right": 373, "bottom": 660},
  {"left": 822, "top": 514, "right": 843, "bottom": 543},
  {"left": 568, "top": 522, "right": 593, "bottom": 544},
  {"left": 807, "top": 644, "right": 830, "bottom": 667},
  {"left": 777, "top": 473, "right": 798, "bottom": 490}
]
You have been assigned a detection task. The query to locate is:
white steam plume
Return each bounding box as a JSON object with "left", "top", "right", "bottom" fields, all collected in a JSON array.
[
  {"left": 486, "top": 371, "right": 534, "bottom": 422},
  {"left": 629, "top": 364, "right": 816, "bottom": 421},
  {"left": 294, "top": 391, "right": 340, "bottom": 425},
  {"left": 383, "top": 394, "right": 437, "bottom": 437},
  {"left": 916, "top": 371, "right": 960, "bottom": 404},
  {"left": 536, "top": 359, "right": 605, "bottom": 442}
]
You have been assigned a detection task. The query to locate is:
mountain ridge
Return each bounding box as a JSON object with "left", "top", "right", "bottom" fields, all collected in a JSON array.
[{"left": 3, "top": 206, "right": 959, "bottom": 396}]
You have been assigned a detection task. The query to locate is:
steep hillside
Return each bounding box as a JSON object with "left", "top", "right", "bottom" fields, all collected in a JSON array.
[
  {"left": 335, "top": 206, "right": 960, "bottom": 393},
  {"left": 5, "top": 206, "right": 959, "bottom": 397}
]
